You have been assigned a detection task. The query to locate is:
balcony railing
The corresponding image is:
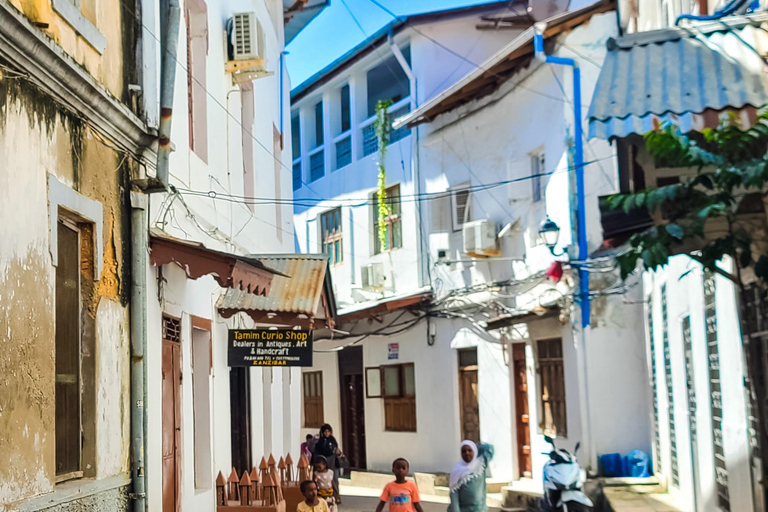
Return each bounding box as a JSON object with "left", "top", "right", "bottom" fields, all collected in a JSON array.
[
  {"left": 334, "top": 132, "right": 352, "bottom": 170},
  {"left": 309, "top": 148, "right": 325, "bottom": 182},
  {"left": 360, "top": 97, "right": 412, "bottom": 157}
]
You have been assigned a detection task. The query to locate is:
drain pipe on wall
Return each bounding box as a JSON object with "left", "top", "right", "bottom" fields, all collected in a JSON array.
[
  {"left": 131, "top": 0, "right": 180, "bottom": 509},
  {"left": 130, "top": 191, "right": 149, "bottom": 512},
  {"left": 533, "top": 23, "right": 596, "bottom": 472},
  {"left": 155, "top": 0, "right": 181, "bottom": 186},
  {"left": 389, "top": 33, "right": 427, "bottom": 288}
]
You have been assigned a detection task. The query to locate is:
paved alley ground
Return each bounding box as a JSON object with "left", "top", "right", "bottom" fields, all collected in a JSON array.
[{"left": 338, "top": 487, "right": 502, "bottom": 512}]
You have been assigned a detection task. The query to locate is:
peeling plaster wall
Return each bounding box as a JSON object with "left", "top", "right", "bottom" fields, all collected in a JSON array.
[
  {"left": 0, "top": 72, "right": 131, "bottom": 510},
  {"left": 9, "top": 0, "right": 133, "bottom": 101}
]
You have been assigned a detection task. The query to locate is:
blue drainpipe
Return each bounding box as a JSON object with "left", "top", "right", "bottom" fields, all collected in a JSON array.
[
  {"left": 533, "top": 25, "right": 590, "bottom": 328},
  {"left": 534, "top": 24, "right": 596, "bottom": 470}
]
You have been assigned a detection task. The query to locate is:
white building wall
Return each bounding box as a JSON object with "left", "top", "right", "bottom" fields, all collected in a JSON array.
[
  {"left": 293, "top": 7, "right": 648, "bottom": 484},
  {"left": 645, "top": 256, "right": 753, "bottom": 512},
  {"left": 415, "top": 11, "right": 650, "bottom": 474},
  {"left": 142, "top": 0, "right": 298, "bottom": 509},
  {"left": 300, "top": 352, "right": 343, "bottom": 442}
]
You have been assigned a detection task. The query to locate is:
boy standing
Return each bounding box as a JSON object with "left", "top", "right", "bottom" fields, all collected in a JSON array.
[
  {"left": 375, "top": 459, "right": 424, "bottom": 512},
  {"left": 298, "top": 480, "right": 330, "bottom": 512}
]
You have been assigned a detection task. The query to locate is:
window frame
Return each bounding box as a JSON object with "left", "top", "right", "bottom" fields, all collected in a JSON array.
[
  {"left": 377, "top": 363, "right": 417, "bottom": 432},
  {"left": 51, "top": 0, "right": 106, "bottom": 54},
  {"left": 537, "top": 338, "right": 567, "bottom": 438},
  {"left": 340, "top": 84, "right": 351, "bottom": 134},
  {"left": 314, "top": 100, "right": 324, "bottom": 148},
  {"left": 451, "top": 186, "right": 472, "bottom": 232},
  {"left": 55, "top": 218, "right": 84, "bottom": 482},
  {"left": 320, "top": 208, "right": 343, "bottom": 266},
  {"left": 303, "top": 371, "right": 325, "bottom": 428},
  {"left": 372, "top": 184, "right": 403, "bottom": 255},
  {"left": 190, "top": 317, "right": 213, "bottom": 490},
  {"left": 186, "top": 0, "right": 209, "bottom": 162},
  {"left": 531, "top": 149, "right": 545, "bottom": 203}
]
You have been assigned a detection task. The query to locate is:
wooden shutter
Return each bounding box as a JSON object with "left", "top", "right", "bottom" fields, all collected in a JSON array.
[
  {"left": 383, "top": 364, "right": 416, "bottom": 432},
  {"left": 431, "top": 195, "right": 451, "bottom": 233},
  {"left": 538, "top": 338, "right": 567, "bottom": 437},
  {"left": 56, "top": 221, "right": 82, "bottom": 477},
  {"left": 303, "top": 372, "right": 324, "bottom": 428},
  {"left": 451, "top": 189, "right": 471, "bottom": 232}
]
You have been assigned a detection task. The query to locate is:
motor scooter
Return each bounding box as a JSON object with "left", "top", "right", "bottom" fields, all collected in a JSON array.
[{"left": 537, "top": 436, "right": 593, "bottom": 512}]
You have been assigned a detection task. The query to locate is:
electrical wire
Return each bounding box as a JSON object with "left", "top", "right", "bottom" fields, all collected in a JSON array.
[
  {"left": 363, "top": 0, "right": 593, "bottom": 111},
  {"left": 173, "top": 155, "right": 612, "bottom": 208}
]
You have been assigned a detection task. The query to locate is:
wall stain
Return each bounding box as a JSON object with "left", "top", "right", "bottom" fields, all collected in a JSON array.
[
  {"left": 0, "top": 248, "right": 55, "bottom": 505},
  {"left": 0, "top": 64, "right": 84, "bottom": 189},
  {"left": 99, "top": 213, "right": 120, "bottom": 299}
]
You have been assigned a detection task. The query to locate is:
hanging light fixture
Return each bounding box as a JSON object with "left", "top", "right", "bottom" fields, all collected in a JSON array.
[{"left": 539, "top": 217, "right": 561, "bottom": 252}]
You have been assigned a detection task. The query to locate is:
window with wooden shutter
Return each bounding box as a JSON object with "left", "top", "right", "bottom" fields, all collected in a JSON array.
[
  {"left": 531, "top": 151, "right": 545, "bottom": 202},
  {"left": 303, "top": 372, "right": 324, "bottom": 428},
  {"left": 451, "top": 187, "right": 471, "bottom": 232},
  {"left": 382, "top": 363, "right": 416, "bottom": 432},
  {"left": 321, "top": 208, "right": 343, "bottom": 265},
  {"left": 372, "top": 184, "right": 402, "bottom": 254},
  {"left": 537, "top": 338, "right": 567, "bottom": 437},
  {"left": 56, "top": 221, "right": 82, "bottom": 480}
]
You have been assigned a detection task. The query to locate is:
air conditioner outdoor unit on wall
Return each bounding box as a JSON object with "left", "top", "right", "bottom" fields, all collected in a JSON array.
[
  {"left": 226, "top": 13, "right": 271, "bottom": 82},
  {"left": 361, "top": 263, "right": 385, "bottom": 291},
  {"left": 232, "top": 12, "right": 263, "bottom": 60},
  {"left": 463, "top": 219, "right": 500, "bottom": 258}
]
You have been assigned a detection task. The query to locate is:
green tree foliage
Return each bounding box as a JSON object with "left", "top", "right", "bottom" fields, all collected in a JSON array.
[
  {"left": 375, "top": 100, "right": 393, "bottom": 247},
  {"left": 608, "top": 113, "right": 768, "bottom": 284}
]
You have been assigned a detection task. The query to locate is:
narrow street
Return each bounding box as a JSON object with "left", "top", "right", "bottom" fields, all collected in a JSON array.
[{"left": 3, "top": 0, "right": 768, "bottom": 511}]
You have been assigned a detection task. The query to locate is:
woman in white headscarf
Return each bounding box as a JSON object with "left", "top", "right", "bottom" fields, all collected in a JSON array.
[{"left": 448, "top": 440, "right": 494, "bottom": 512}]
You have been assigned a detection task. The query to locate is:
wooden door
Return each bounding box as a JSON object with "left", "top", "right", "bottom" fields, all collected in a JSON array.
[
  {"left": 458, "top": 349, "right": 480, "bottom": 442},
  {"left": 513, "top": 344, "right": 532, "bottom": 479},
  {"left": 338, "top": 347, "right": 367, "bottom": 470},
  {"left": 230, "top": 367, "right": 252, "bottom": 475},
  {"left": 162, "top": 333, "right": 182, "bottom": 512}
]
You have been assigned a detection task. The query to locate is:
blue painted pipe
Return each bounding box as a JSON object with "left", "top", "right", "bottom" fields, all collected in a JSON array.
[
  {"left": 533, "top": 29, "right": 590, "bottom": 328},
  {"left": 675, "top": 0, "right": 750, "bottom": 25}
]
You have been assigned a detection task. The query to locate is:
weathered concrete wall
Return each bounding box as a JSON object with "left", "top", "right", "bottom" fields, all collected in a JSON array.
[
  {"left": 8, "top": 0, "right": 137, "bottom": 101},
  {"left": 0, "top": 67, "right": 131, "bottom": 510}
]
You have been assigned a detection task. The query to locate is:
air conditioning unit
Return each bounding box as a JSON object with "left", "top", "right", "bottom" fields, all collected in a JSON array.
[
  {"left": 462, "top": 219, "right": 500, "bottom": 258},
  {"left": 361, "top": 263, "right": 385, "bottom": 291},
  {"left": 226, "top": 13, "right": 271, "bottom": 83}
]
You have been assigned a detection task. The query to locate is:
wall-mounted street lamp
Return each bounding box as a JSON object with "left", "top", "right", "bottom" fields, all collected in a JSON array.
[{"left": 539, "top": 217, "right": 566, "bottom": 256}]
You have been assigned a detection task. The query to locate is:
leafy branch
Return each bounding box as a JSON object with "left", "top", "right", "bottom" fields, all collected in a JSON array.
[
  {"left": 375, "top": 100, "right": 393, "bottom": 248},
  {"left": 608, "top": 112, "right": 768, "bottom": 286}
]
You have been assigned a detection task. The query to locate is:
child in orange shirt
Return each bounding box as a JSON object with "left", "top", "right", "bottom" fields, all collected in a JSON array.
[{"left": 375, "top": 459, "right": 424, "bottom": 512}]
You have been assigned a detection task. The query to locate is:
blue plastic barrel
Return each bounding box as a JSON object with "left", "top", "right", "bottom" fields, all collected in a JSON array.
[
  {"left": 625, "top": 449, "right": 651, "bottom": 478},
  {"left": 599, "top": 453, "right": 624, "bottom": 477}
]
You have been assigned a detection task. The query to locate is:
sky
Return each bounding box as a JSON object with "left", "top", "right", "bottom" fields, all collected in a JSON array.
[{"left": 285, "top": 0, "right": 595, "bottom": 89}]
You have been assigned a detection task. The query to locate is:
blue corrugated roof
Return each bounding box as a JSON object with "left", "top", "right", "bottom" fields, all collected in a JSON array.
[{"left": 588, "top": 13, "right": 768, "bottom": 139}]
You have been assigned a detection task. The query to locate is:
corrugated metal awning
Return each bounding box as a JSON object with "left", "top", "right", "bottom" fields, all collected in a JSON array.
[
  {"left": 588, "top": 13, "right": 768, "bottom": 139},
  {"left": 217, "top": 254, "right": 335, "bottom": 328}
]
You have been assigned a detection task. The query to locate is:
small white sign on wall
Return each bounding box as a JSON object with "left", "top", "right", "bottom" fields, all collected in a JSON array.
[{"left": 388, "top": 343, "right": 399, "bottom": 360}]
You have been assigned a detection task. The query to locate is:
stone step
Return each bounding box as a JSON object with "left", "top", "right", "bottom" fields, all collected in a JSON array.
[{"left": 501, "top": 480, "right": 543, "bottom": 510}]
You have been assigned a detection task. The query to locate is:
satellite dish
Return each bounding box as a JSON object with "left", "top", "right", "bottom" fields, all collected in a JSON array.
[{"left": 527, "top": 0, "right": 570, "bottom": 22}]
